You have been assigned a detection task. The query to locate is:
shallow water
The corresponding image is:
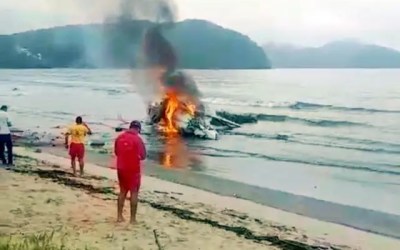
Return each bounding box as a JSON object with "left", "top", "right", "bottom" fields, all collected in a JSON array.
[{"left": 1, "top": 69, "right": 400, "bottom": 215}]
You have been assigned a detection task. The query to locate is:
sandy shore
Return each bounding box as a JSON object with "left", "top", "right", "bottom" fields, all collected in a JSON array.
[
  {"left": 0, "top": 157, "right": 276, "bottom": 249},
  {"left": 1, "top": 147, "right": 399, "bottom": 249},
  {"left": 41, "top": 145, "right": 400, "bottom": 240}
]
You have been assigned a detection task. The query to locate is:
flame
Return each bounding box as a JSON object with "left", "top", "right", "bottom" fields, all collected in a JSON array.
[
  {"left": 161, "top": 90, "right": 180, "bottom": 134},
  {"left": 157, "top": 89, "right": 196, "bottom": 135},
  {"left": 185, "top": 103, "right": 196, "bottom": 116},
  {"left": 153, "top": 88, "right": 198, "bottom": 169}
]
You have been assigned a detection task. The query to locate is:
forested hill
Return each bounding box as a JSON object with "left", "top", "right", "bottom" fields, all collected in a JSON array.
[{"left": 0, "top": 19, "right": 270, "bottom": 69}]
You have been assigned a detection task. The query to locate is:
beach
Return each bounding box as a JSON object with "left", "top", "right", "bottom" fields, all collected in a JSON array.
[
  {"left": 1, "top": 0, "right": 400, "bottom": 247},
  {"left": 0, "top": 153, "right": 275, "bottom": 250},
  {"left": 0, "top": 147, "right": 399, "bottom": 250},
  {"left": 1, "top": 69, "right": 400, "bottom": 249},
  {"left": 2, "top": 69, "right": 400, "bottom": 219},
  {"left": 1, "top": 155, "right": 269, "bottom": 250}
]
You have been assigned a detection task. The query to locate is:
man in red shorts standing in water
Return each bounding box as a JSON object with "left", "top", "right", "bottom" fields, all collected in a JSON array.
[
  {"left": 114, "top": 120, "right": 146, "bottom": 224},
  {"left": 65, "top": 116, "right": 92, "bottom": 176}
]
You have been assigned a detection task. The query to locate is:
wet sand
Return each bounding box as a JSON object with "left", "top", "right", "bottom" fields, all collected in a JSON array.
[{"left": 3, "top": 146, "right": 399, "bottom": 249}]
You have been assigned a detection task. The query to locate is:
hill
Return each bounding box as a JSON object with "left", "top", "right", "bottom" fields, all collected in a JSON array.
[
  {"left": 0, "top": 19, "right": 270, "bottom": 69},
  {"left": 263, "top": 40, "right": 400, "bottom": 68}
]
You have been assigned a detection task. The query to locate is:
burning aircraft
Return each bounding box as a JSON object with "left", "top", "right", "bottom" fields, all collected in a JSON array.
[
  {"left": 139, "top": 6, "right": 239, "bottom": 140},
  {"left": 145, "top": 71, "right": 225, "bottom": 140}
]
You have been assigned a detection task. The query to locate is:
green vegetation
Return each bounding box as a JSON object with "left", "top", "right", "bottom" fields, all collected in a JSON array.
[
  {"left": 0, "top": 19, "right": 270, "bottom": 69},
  {"left": 0, "top": 232, "right": 96, "bottom": 250},
  {"left": 0, "top": 232, "right": 66, "bottom": 250}
]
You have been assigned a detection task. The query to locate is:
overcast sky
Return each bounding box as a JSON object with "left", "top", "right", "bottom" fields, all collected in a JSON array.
[{"left": 1, "top": 0, "right": 399, "bottom": 49}]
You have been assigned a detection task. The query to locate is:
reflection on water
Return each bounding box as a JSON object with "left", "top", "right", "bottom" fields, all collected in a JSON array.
[
  {"left": 162, "top": 153, "right": 173, "bottom": 168},
  {"left": 145, "top": 129, "right": 206, "bottom": 171}
]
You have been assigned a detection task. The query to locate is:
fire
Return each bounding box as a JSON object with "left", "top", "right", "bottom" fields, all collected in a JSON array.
[
  {"left": 154, "top": 88, "right": 198, "bottom": 168},
  {"left": 185, "top": 103, "right": 196, "bottom": 116},
  {"left": 157, "top": 89, "right": 196, "bottom": 135},
  {"left": 161, "top": 90, "right": 180, "bottom": 134}
]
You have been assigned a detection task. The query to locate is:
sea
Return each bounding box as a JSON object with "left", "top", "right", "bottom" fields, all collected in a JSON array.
[{"left": 1, "top": 69, "right": 400, "bottom": 219}]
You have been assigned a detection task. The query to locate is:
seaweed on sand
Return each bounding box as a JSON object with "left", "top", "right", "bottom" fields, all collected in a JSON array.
[
  {"left": 11, "top": 166, "right": 114, "bottom": 195},
  {"left": 144, "top": 203, "right": 331, "bottom": 250}
]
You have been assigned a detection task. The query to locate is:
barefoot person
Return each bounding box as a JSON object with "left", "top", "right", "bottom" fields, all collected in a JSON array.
[
  {"left": 65, "top": 116, "right": 92, "bottom": 176},
  {"left": 0, "top": 105, "right": 13, "bottom": 166},
  {"left": 114, "top": 120, "right": 146, "bottom": 223}
]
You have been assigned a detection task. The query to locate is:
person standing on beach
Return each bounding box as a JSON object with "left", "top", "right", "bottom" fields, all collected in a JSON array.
[
  {"left": 114, "top": 120, "right": 146, "bottom": 224},
  {"left": 65, "top": 116, "right": 92, "bottom": 176},
  {"left": 0, "top": 105, "right": 13, "bottom": 166}
]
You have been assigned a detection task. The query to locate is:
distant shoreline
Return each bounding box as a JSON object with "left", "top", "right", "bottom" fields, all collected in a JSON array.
[{"left": 264, "top": 40, "right": 400, "bottom": 68}]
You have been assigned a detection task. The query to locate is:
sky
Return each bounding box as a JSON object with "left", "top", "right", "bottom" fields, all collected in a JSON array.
[{"left": 0, "top": 0, "right": 400, "bottom": 49}]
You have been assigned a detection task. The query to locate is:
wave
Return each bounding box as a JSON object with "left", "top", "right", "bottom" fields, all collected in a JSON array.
[
  {"left": 224, "top": 131, "right": 400, "bottom": 155},
  {"left": 202, "top": 98, "right": 291, "bottom": 108},
  {"left": 10, "top": 79, "right": 131, "bottom": 96},
  {"left": 289, "top": 102, "right": 400, "bottom": 114},
  {"left": 193, "top": 145, "right": 400, "bottom": 176},
  {"left": 203, "top": 98, "right": 400, "bottom": 114},
  {"left": 91, "top": 87, "right": 133, "bottom": 96},
  {"left": 216, "top": 111, "right": 366, "bottom": 127},
  {"left": 224, "top": 131, "right": 290, "bottom": 141},
  {"left": 257, "top": 114, "right": 364, "bottom": 127},
  {"left": 13, "top": 109, "right": 80, "bottom": 122},
  {"left": 48, "top": 111, "right": 76, "bottom": 116},
  {"left": 301, "top": 133, "right": 400, "bottom": 151}
]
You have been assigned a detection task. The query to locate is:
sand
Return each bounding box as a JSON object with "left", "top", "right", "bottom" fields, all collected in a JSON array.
[
  {"left": 1, "top": 147, "right": 399, "bottom": 249},
  {"left": 41, "top": 145, "right": 400, "bottom": 240},
  {"left": 0, "top": 159, "right": 273, "bottom": 250}
]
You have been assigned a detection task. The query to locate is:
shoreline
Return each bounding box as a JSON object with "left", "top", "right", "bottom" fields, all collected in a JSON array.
[
  {"left": 7, "top": 146, "right": 400, "bottom": 249},
  {"left": 41, "top": 146, "right": 400, "bottom": 240}
]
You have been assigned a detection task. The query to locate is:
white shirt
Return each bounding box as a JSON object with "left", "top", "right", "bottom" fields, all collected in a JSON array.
[{"left": 0, "top": 110, "right": 11, "bottom": 135}]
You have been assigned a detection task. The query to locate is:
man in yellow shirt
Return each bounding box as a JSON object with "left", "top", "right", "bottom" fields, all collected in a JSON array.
[{"left": 65, "top": 116, "right": 92, "bottom": 176}]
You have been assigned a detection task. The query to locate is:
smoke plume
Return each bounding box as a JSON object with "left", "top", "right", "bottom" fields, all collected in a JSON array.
[
  {"left": 32, "top": 0, "right": 201, "bottom": 105},
  {"left": 109, "top": 0, "right": 203, "bottom": 106}
]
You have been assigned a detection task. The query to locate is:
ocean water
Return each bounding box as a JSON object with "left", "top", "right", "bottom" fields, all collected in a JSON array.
[{"left": 1, "top": 69, "right": 400, "bottom": 216}]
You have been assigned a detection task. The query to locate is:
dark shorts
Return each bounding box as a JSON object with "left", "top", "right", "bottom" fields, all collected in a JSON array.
[
  {"left": 69, "top": 143, "right": 85, "bottom": 160},
  {"left": 117, "top": 169, "right": 141, "bottom": 192}
]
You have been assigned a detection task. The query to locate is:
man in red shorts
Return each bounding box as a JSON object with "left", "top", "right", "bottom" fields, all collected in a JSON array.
[
  {"left": 114, "top": 120, "right": 146, "bottom": 224},
  {"left": 65, "top": 116, "right": 92, "bottom": 176}
]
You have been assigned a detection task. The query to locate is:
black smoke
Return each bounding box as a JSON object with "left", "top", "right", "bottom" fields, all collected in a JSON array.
[{"left": 111, "top": 0, "right": 203, "bottom": 104}]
